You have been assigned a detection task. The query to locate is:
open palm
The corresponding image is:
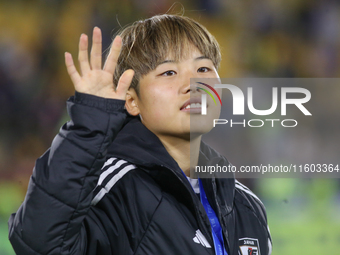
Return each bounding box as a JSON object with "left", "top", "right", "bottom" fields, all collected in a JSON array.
[{"left": 64, "top": 27, "right": 134, "bottom": 100}]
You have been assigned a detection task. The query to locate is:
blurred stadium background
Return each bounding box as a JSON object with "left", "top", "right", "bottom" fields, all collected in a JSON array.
[{"left": 0, "top": 0, "right": 339, "bottom": 254}]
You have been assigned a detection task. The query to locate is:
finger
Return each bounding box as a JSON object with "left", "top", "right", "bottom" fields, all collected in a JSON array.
[
  {"left": 90, "top": 27, "right": 102, "bottom": 70},
  {"left": 65, "top": 52, "right": 81, "bottom": 87},
  {"left": 116, "top": 69, "right": 135, "bottom": 99},
  {"left": 103, "top": 35, "right": 122, "bottom": 74},
  {"left": 78, "top": 34, "right": 91, "bottom": 75}
]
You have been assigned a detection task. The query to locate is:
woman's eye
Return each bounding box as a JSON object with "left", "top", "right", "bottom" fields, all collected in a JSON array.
[
  {"left": 197, "top": 67, "right": 210, "bottom": 73},
  {"left": 161, "top": 70, "right": 176, "bottom": 76}
]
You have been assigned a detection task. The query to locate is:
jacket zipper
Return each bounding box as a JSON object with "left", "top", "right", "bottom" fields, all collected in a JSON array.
[
  {"left": 211, "top": 178, "right": 231, "bottom": 254},
  {"left": 160, "top": 164, "right": 216, "bottom": 250}
]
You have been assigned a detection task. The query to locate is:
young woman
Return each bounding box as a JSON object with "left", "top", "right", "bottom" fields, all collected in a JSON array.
[{"left": 9, "top": 14, "right": 272, "bottom": 255}]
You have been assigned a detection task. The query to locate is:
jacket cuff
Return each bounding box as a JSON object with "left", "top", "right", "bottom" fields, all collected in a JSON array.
[{"left": 70, "top": 91, "right": 126, "bottom": 113}]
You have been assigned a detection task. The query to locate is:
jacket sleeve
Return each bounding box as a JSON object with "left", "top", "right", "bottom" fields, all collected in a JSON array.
[{"left": 8, "top": 92, "right": 127, "bottom": 255}]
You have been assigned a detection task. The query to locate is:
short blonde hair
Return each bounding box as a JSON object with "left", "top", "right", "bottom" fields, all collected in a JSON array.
[{"left": 112, "top": 14, "right": 221, "bottom": 95}]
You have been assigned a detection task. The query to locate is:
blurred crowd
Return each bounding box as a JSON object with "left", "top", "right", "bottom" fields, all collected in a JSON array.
[{"left": 0, "top": 0, "right": 340, "bottom": 254}]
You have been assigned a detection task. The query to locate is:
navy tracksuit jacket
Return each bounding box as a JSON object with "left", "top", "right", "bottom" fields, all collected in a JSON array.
[{"left": 9, "top": 92, "right": 272, "bottom": 255}]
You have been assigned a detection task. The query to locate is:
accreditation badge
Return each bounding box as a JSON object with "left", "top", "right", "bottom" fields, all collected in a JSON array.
[{"left": 239, "top": 238, "right": 260, "bottom": 255}]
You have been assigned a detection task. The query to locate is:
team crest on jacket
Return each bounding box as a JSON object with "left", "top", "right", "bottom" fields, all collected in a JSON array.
[{"left": 239, "top": 238, "right": 260, "bottom": 255}]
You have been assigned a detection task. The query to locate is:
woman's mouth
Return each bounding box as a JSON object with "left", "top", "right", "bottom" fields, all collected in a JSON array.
[
  {"left": 182, "top": 102, "right": 202, "bottom": 110},
  {"left": 181, "top": 98, "right": 206, "bottom": 113}
]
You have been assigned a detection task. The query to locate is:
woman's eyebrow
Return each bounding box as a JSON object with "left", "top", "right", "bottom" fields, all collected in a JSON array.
[
  {"left": 157, "top": 60, "right": 175, "bottom": 66},
  {"left": 157, "top": 56, "right": 211, "bottom": 66},
  {"left": 195, "top": 56, "right": 211, "bottom": 61}
]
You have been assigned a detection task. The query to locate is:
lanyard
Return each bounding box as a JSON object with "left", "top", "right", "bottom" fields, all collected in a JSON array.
[{"left": 199, "top": 179, "right": 228, "bottom": 255}]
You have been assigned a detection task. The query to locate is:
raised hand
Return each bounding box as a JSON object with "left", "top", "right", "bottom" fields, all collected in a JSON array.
[{"left": 64, "top": 27, "right": 134, "bottom": 100}]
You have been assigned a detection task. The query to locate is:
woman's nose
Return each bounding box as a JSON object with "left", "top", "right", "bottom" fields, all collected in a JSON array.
[{"left": 179, "top": 69, "right": 199, "bottom": 94}]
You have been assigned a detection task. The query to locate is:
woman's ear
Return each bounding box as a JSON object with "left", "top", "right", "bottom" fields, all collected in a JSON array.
[{"left": 125, "top": 90, "right": 140, "bottom": 116}]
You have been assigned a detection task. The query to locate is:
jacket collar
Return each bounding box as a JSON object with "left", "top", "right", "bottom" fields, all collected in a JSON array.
[
  {"left": 198, "top": 146, "right": 235, "bottom": 215},
  {"left": 107, "top": 117, "right": 235, "bottom": 214},
  {"left": 107, "top": 117, "right": 180, "bottom": 170}
]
